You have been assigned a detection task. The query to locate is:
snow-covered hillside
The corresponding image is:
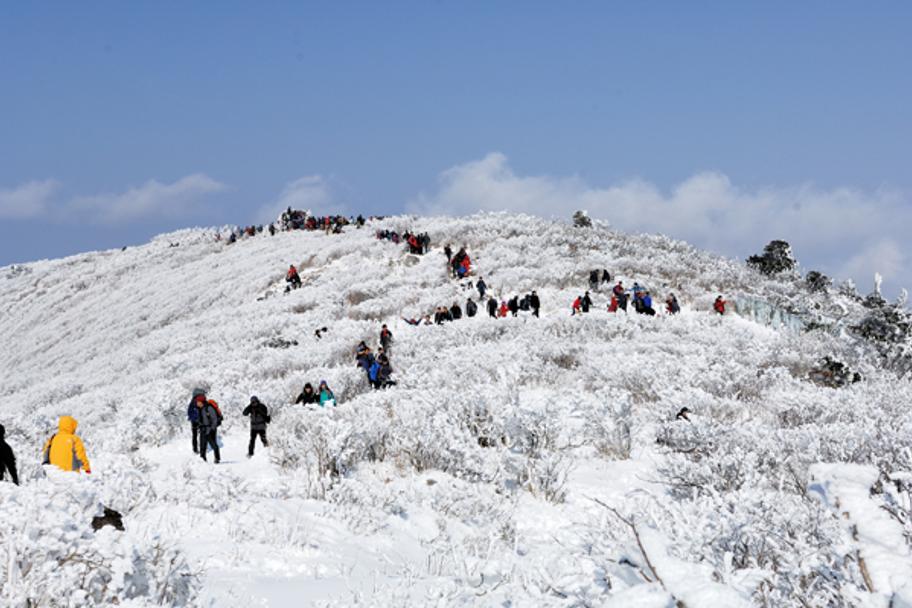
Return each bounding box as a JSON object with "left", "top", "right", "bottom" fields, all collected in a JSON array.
[{"left": 1, "top": 214, "right": 910, "bottom": 607}]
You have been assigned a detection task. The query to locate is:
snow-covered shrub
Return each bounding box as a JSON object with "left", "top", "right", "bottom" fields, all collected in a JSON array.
[
  {"left": 572, "top": 210, "right": 592, "bottom": 228},
  {"left": 747, "top": 240, "right": 797, "bottom": 276},
  {"left": 805, "top": 270, "right": 832, "bottom": 293}
]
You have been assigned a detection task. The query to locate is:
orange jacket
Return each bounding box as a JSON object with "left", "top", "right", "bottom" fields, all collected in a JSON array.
[{"left": 43, "top": 416, "right": 91, "bottom": 473}]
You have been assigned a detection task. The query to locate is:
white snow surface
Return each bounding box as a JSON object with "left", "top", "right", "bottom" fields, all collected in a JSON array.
[{"left": 1, "top": 213, "right": 911, "bottom": 607}]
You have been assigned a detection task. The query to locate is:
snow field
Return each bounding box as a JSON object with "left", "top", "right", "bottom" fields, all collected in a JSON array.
[{"left": 1, "top": 213, "right": 910, "bottom": 606}]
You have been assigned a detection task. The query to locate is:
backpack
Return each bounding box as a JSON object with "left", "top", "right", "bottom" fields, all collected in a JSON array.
[
  {"left": 42, "top": 434, "right": 56, "bottom": 465},
  {"left": 208, "top": 399, "right": 224, "bottom": 426}
]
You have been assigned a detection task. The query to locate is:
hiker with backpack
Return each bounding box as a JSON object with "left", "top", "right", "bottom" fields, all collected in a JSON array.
[
  {"left": 195, "top": 398, "right": 222, "bottom": 463},
  {"left": 508, "top": 296, "right": 519, "bottom": 317},
  {"left": 487, "top": 296, "right": 498, "bottom": 318},
  {"left": 451, "top": 302, "right": 463, "bottom": 320},
  {"left": 589, "top": 270, "right": 600, "bottom": 291},
  {"left": 466, "top": 298, "right": 478, "bottom": 318},
  {"left": 295, "top": 383, "right": 318, "bottom": 405},
  {"left": 286, "top": 265, "right": 302, "bottom": 290},
  {"left": 42, "top": 416, "right": 91, "bottom": 474},
  {"left": 0, "top": 423, "right": 18, "bottom": 485},
  {"left": 243, "top": 396, "right": 270, "bottom": 457},
  {"left": 356, "top": 342, "right": 375, "bottom": 372},
  {"left": 530, "top": 291, "right": 541, "bottom": 318},
  {"left": 640, "top": 292, "right": 656, "bottom": 316}
]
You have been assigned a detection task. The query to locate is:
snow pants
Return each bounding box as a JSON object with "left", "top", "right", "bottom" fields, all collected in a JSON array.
[
  {"left": 248, "top": 429, "right": 268, "bottom": 456},
  {"left": 199, "top": 428, "right": 220, "bottom": 463}
]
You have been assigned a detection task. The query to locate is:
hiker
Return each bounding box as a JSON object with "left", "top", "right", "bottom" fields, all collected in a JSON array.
[
  {"left": 196, "top": 398, "right": 222, "bottom": 463},
  {"left": 589, "top": 270, "right": 600, "bottom": 290},
  {"left": 530, "top": 291, "right": 541, "bottom": 318},
  {"left": 572, "top": 296, "right": 581, "bottom": 315},
  {"left": 499, "top": 300, "right": 509, "bottom": 318},
  {"left": 295, "top": 383, "right": 318, "bottom": 405},
  {"left": 519, "top": 294, "right": 530, "bottom": 313},
  {"left": 612, "top": 281, "right": 625, "bottom": 300},
  {"left": 487, "top": 296, "right": 498, "bottom": 318},
  {"left": 286, "top": 265, "right": 302, "bottom": 290},
  {"left": 641, "top": 292, "right": 656, "bottom": 316},
  {"left": 0, "top": 423, "right": 18, "bottom": 485},
  {"left": 617, "top": 291, "right": 629, "bottom": 312},
  {"left": 444, "top": 245, "right": 453, "bottom": 264},
  {"left": 608, "top": 295, "right": 619, "bottom": 313},
  {"left": 714, "top": 296, "right": 727, "bottom": 315},
  {"left": 315, "top": 326, "right": 328, "bottom": 340},
  {"left": 318, "top": 381, "right": 336, "bottom": 406},
  {"left": 676, "top": 407, "right": 692, "bottom": 422},
  {"left": 508, "top": 296, "right": 519, "bottom": 317},
  {"left": 632, "top": 282, "right": 643, "bottom": 297},
  {"left": 42, "top": 416, "right": 91, "bottom": 474},
  {"left": 601, "top": 269, "right": 611, "bottom": 284},
  {"left": 451, "top": 302, "right": 463, "bottom": 320},
  {"left": 269, "top": 223, "right": 276, "bottom": 236},
  {"left": 380, "top": 324, "right": 393, "bottom": 352},
  {"left": 187, "top": 389, "right": 207, "bottom": 453},
  {"left": 466, "top": 298, "right": 478, "bottom": 318},
  {"left": 476, "top": 277, "right": 487, "bottom": 299},
  {"left": 243, "top": 396, "right": 270, "bottom": 457},
  {"left": 581, "top": 291, "right": 592, "bottom": 313},
  {"left": 457, "top": 253, "right": 471, "bottom": 278},
  {"left": 666, "top": 294, "right": 680, "bottom": 315},
  {"left": 356, "top": 342, "right": 375, "bottom": 372},
  {"left": 369, "top": 354, "right": 395, "bottom": 389}
]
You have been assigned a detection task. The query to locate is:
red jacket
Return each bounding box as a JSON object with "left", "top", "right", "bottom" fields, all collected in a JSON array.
[
  {"left": 287, "top": 267, "right": 299, "bottom": 280},
  {"left": 572, "top": 297, "right": 581, "bottom": 310},
  {"left": 714, "top": 299, "right": 726, "bottom": 314}
]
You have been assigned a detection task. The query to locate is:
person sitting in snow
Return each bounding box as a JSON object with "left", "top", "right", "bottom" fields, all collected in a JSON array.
[
  {"left": 295, "top": 383, "right": 318, "bottom": 405},
  {"left": 0, "top": 423, "right": 18, "bottom": 486},
  {"left": 714, "top": 295, "right": 727, "bottom": 315},
  {"left": 243, "top": 396, "right": 270, "bottom": 457},
  {"left": 318, "top": 381, "right": 336, "bottom": 407},
  {"left": 286, "top": 264, "right": 302, "bottom": 290},
  {"left": 42, "top": 416, "right": 91, "bottom": 474}
]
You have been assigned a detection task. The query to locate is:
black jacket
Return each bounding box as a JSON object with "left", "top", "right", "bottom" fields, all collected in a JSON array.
[
  {"left": 581, "top": 295, "right": 592, "bottom": 312},
  {"left": 451, "top": 305, "right": 462, "bottom": 320},
  {"left": 466, "top": 300, "right": 478, "bottom": 317},
  {"left": 487, "top": 298, "right": 497, "bottom": 315},
  {"left": 0, "top": 425, "right": 17, "bottom": 486},
  {"left": 529, "top": 294, "right": 540, "bottom": 310},
  {"left": 295, "top": 388, "right": 318, "bottom": 404},
  {"left": 243, "top": 399, "right": 270, "bottom": 431}
]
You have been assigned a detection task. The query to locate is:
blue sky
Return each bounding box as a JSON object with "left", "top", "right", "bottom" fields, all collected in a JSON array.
[{"left": 1, "top": 2, "right": 910, "bottom": 294}]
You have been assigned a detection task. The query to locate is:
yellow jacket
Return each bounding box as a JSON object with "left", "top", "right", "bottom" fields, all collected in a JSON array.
[{"left": 43, "top": 416, "right": 91, "bottom": 473}]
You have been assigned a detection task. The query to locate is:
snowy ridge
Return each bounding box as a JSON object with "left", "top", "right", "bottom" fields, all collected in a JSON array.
[{"left": 1, "top": 213, "right": 911, "bottom": 606}]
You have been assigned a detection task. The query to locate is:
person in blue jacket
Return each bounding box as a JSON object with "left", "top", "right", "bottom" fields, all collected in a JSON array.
[{"left": 187, "top": 389, "right": 205, "bottom": 454}]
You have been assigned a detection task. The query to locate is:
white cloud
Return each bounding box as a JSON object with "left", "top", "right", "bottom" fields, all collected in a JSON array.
[
  {"left": 410, "top": 152, "right": 912, "bottom": 292},
  {"left": 0, "top": 179, "right": 60, "bottom": 219},
  {"left": 68, "top": 174, "right": 227, "bottom": 223},
  {"left": 257, "top": 175, "right": 346, "bottom": 223}
]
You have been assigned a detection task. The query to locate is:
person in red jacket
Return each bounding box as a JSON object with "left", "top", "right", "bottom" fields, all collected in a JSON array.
[
  {"left": 572, "top": 296, "right": 582, "bottom": 316},
  {"left": 608, "top": 295, "right": 618, "bottom": 313},
  {"left": 498, "top": 300, "right": 509, "bottom": 318},
  {"left": 713, "top": 295, "right": 726, "bottom": 315},
  {"left": 286, "top": 265, "right": 302, "bottom": 290}
]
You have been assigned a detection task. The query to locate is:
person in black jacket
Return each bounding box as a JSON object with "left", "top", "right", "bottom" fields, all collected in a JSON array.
[
  {"left": 0, "top": 424, "right": 18, "bottom": 486},
  {"left": 196, "top": 399, "right": 221, "bottom": 463},
  {"left": 450, "top": 302, "right": 462, "bottom": 320},
  {"left": 466, "top": 298, "right": 478, "bottom": 317},
  {"left": 243, "top": 396, "right": 270, "bottom": 457},
  {"left": 508, "top": 296, "right": 519, "bottom": 317},
  {"left": 487, "top": 296, "right": 498, "bottom": 318},
  {"left": 295, "top": 383, "right": 318, "bottom": 405},
  {"left": 581, "top": 291, "right": 592, "bottom": 313},
  {"left": 529, "top": 291, "right": 541, "bottom": 318},
  {"left": 380, "top": 324, "right": 393, "bottom": 352},
  {"left": 476, "top": 277, "right": 487, "bottom": 299}
]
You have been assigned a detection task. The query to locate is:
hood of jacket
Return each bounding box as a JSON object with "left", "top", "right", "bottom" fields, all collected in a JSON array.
[{"left": 58, "top": 416, "right": 78, "bottom": 434}]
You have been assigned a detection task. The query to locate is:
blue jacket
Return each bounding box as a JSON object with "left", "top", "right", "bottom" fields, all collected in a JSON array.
[
  {"left": 187, "top": 401, "right": 200, "bottom": 423},
  {"left": 369, "top": 362, "right": 380, "bottom": 381},
  {"left": 643, "top": 295, "right": 652, "bottom": 309}
]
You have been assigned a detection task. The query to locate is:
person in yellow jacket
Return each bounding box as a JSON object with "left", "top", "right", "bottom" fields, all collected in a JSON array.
[{"left": 42, "top": 416, "right": 91, "bottom": 474}]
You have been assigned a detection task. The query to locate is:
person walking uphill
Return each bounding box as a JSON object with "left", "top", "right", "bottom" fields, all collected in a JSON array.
[
  {"left": 243, "top": 396, "right": 270, "bottom": 457},
  {"left": 0, "top": 424, "right": 18, "bottom": 485},
  {"left": 187, "top": 389, "right": 207, "bottom": 453},
  {"left": 714, "top": 295, "right": 727, "bottom": 315},
  {"left": 42, "top": 416, "right": 91, "bottom": 474},
  {"left": 380, "top": 324, "right": 393, "bottom": 353},
  {"left": 196, "top": 399, "right": 221, "bottom": 463},
  {"left": 487, "top": 296, "right": 498, "bottom": 318}
]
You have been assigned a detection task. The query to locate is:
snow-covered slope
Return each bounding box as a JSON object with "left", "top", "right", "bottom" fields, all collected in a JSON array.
[{"left": 1, "top": 214, "right": 910, "bottom": 607}]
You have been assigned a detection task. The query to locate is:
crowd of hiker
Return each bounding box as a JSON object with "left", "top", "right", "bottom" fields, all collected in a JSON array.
[
  {"left": 354, "top": 324, "right": 396, "bottom": 389},
  {"left": 376, "top": 229, "right": 431, "bottom": 255},
  {"left": 281, "top": 207, "right": 367, "bottom": 233}
]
